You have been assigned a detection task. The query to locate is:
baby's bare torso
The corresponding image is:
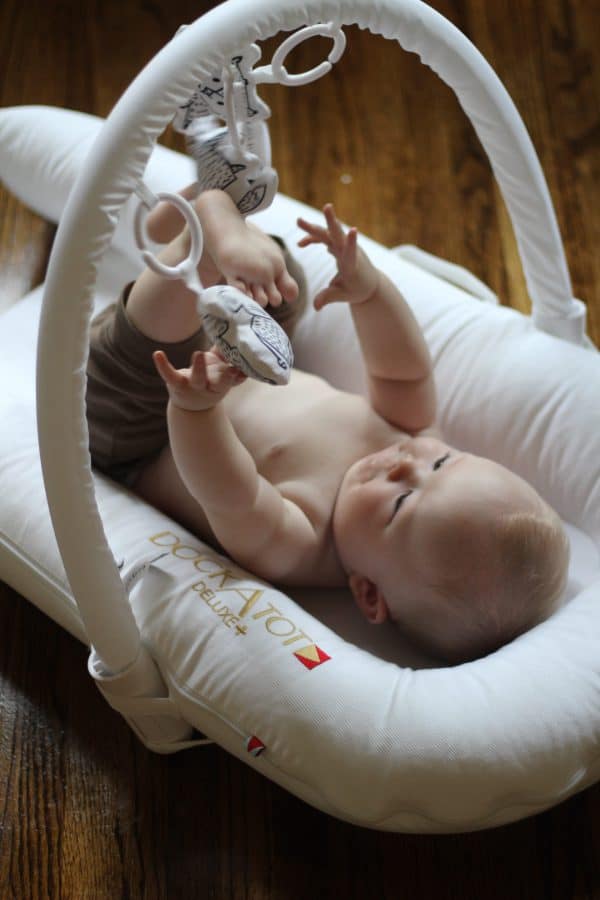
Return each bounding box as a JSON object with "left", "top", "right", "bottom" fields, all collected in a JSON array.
[
  {"left": 139, "top": 368, "right": 408, "bottom": 584},
  {"left": 221, "top": 368, "right": 403, "bottom": 583}
]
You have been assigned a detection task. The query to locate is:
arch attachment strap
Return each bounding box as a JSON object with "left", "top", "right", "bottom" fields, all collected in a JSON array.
[{"left": 88, "top": 648, "right": 197, "bottom": 747}]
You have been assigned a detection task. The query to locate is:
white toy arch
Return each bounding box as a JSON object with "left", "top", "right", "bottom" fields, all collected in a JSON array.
[{"left": 20, "top": 0, "right": 598, "bottom": 831}]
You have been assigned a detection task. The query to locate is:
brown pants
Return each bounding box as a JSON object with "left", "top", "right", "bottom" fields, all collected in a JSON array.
[{"left": 87, "top": 248, "right": 306, "bottom": 487}]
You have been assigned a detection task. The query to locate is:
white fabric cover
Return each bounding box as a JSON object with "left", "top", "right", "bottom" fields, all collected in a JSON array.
[{"left": 1, "top": 103, "right": 600, "bottom": 833}]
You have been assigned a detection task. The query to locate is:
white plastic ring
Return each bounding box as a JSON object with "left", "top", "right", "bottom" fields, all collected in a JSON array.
[
  {"left": 254, "top": 23, "right": 346, "bottom": 86},
  {"left": 133, "top": 191, "right": 204, "bottom": 280}
]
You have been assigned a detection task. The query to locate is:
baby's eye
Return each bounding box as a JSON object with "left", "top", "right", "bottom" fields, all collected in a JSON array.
[
  {"left": 390, "top": 490, "right": 413, "bottom": 522},
  {"left": 433, "top": 452, "right": 450, "bottom": 471}
]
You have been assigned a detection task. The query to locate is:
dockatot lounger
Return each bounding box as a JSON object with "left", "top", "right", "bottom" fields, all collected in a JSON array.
[{"left": 0, "top": 0, "right": 599, "bottom": 833}]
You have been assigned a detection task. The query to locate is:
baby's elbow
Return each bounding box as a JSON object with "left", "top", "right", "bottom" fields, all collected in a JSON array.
[{"left": 374, "top": 372, "right": 437, "bottom": 433}]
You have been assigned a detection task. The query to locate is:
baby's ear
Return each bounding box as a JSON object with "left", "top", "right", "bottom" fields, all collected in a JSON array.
[{"left": 348, "top": 574, "right": 389, "bottom": 625}]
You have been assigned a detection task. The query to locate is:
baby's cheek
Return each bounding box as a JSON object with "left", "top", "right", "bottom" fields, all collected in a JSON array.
[{"left": 339, "top": 505, "right": 383, "bottom": 571}]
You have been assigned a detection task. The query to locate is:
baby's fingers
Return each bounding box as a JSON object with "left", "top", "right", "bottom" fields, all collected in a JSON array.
[
  {"left": 340, "top": 227, "right": 358, "bottom": 269},
  {"left": 297, "top": 234, "right": 319, "bottom": 248},
  {"left": 204, "top": 347, "right": 247, "bottom": 389},
  {"left": 297, "top": 217, "right": 330, "bottom": 246},
  {"left": 314, "top": 280, "right": 345, "bottom": 311},
  {"left": 153, "top": 350, "right": 187, "bottom": 387},
  {"left": 297, "top": 216, "right": 322, "bottom": 234},
  {"left": 323, "top": 203, "right": 346, "bottom": 243},
  {"left": 210, "top": 363, "right": 247, "bottom": 392},
  {"left": 188, "top": 350, "right": 211, "bottom": 387}
]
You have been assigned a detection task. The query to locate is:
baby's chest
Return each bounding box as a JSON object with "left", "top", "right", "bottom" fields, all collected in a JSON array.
[{"left": 228, "top": 380, "right": 400, "bottom": 496}]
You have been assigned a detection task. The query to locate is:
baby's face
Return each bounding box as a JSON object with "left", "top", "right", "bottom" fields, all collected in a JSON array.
[{"left": 332, "top": 436, "right": 543, "bottom": 612}]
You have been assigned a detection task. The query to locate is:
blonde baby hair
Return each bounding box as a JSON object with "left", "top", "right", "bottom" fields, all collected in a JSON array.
[{"left": 399, "top": 504, "right": 570, "bottom": 665}]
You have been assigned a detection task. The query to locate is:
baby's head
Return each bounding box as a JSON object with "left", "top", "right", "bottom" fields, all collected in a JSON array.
[{"left": 332, "top": 436, "right": 569, "bottom": 664}]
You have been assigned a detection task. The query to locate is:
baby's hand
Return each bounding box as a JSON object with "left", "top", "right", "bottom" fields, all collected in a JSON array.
[
  {"left": 297, "top": 203, "right": 379, "bottom": 310},
  {"left": 153, "top": 348, "right": 246, "bottom": 412}
]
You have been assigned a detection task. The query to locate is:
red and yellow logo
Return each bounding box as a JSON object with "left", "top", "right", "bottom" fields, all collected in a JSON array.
[
  {"left": 294, "top": 644, "right": 331, "bottom": 670},
  {"left": 246, "top": 735, "right": 266, "bottom": 756}
]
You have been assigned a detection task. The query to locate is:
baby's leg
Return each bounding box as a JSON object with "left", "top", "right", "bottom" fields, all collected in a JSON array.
[
  {"left": 144, "top": 182, "right": 200, "bottom": 245},
  {"left": 124, "top": 228, "right": 213, "bottom": 343},
  {"left": 86, "top": 276, "right": 211, "bottom": 488}
]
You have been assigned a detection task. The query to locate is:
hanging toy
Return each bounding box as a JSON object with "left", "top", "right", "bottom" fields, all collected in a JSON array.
[
  {"left": 173, "top": 43, "right": 277, "bottom": 215},
  {"left": 172, "top": 24, "right": 346, "bottom": 215},
  {"left": 201, "top": 284, "right": 294, "bottom": 385}
]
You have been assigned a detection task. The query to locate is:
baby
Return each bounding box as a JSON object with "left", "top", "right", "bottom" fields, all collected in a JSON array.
[{"left": 87, "top": 188, "right": 570, "bottom": 664}]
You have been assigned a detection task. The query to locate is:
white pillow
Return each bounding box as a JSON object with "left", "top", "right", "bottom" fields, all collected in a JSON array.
[
  {"left": 0, "top": 104, "right": 196, "bottom": 277},
  {"left": 0, "top": 106, "right": 102, "bottom": 222}
]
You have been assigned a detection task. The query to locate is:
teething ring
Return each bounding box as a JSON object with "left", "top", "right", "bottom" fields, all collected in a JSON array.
[
  {"left": 133, "top": 191, "right": 204, "bottom": 280},
  {"left": 254, "top": 23, "right": 347, "bottom": 86}
]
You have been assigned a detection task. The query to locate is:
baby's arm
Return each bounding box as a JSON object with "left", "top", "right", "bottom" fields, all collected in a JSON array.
[
  {"left": 154, "top": 350, "right": 319, "bottom": 582},
  {"left": 298, "top": 205, "right": 436, "bottom": 432}
]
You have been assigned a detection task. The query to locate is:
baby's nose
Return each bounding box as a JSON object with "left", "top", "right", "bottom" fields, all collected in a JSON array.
[{"left": 386, "top": 456, "right": 417, "bottom": 482}]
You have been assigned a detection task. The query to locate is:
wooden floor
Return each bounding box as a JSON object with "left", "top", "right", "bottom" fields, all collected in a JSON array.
[{"left": 1, "top": 0, "right": 599, "bottom": 897}]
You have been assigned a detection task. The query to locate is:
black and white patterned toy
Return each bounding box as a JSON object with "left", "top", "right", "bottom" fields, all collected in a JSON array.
[{"left": 200, "top": 284, "right": 293, "bottom": 385}]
